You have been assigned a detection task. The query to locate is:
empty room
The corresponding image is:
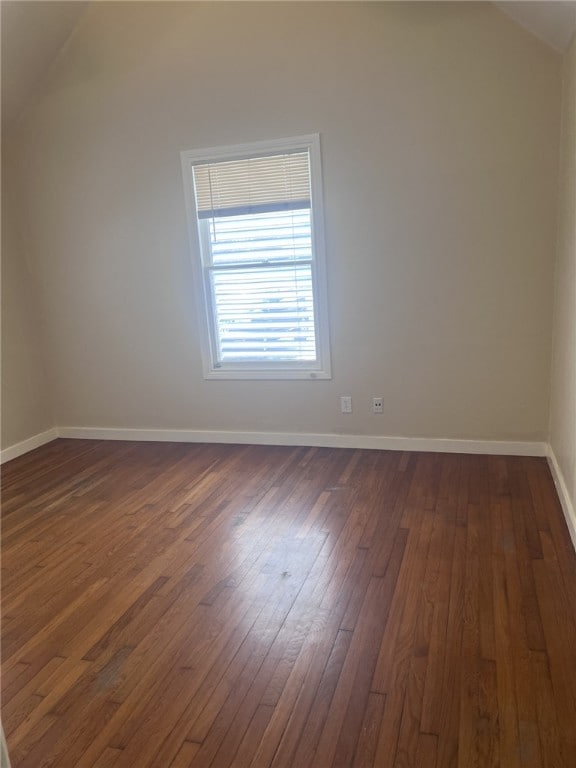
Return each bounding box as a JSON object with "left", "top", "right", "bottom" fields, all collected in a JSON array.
[{"left": 2, "top": 1, "right": 576, "bottom": 766}]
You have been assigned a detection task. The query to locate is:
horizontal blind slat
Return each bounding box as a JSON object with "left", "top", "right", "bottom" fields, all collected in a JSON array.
[
  {"left": 210, "top": 209, "right": 312, "bottom": 266},
  {"left": 211, "top": 262, "right": 316, "bottom": 362},
  {"left": 193, "top": 152, "right": 311, "bottom": 217}
]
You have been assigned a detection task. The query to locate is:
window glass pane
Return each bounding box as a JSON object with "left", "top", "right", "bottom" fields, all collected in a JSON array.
[
  {"left": 211, "top": 263, "right": 316, "bottom": 362},
  {"left": 209, "top": 209, "right": 312, "bottom": 265}
]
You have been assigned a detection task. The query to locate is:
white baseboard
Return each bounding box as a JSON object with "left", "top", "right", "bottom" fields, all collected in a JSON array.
[
  {"left": 0, "top": 428, "right": 59, "bottom": 464},
  {"left": 547, "top": 447, "right": 576, "bottom": 552},
  {"left": 0, "top": 425, "right": 548, "bottom": 465},
  {"left": 56, "top": 426, "right": 547, "bottom": 457}
]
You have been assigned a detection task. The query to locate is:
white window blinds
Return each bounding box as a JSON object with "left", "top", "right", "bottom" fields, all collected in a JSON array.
[
  {"left": 204, "top": 209, "right": 316, "bottom": 362},
  {"left": 192, "top": 152, "right": 311, "bottom": 219}
]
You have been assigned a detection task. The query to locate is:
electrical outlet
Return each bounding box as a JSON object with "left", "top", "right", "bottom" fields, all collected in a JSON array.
[
  {"left": 372, "top": 397, "right": 383, "bottom": 414},
  {"left": 340, "top": 396, "right": 352, "bottom": 414}
]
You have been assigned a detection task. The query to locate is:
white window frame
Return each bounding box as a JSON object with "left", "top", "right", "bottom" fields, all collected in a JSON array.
[{"left": 180, "top": 134, "right": 331, "bottom": 380}]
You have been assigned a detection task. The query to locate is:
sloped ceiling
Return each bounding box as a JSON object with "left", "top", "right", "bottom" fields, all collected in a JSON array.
[
  {"left": 1, "top": 0, "right": 87, "bottom": 126},
  {"left": 1, "top": 1, "right": 575, "bottom": 128},
  {"left": 495, "top": 1, "right": 576, "bottom": 51}
]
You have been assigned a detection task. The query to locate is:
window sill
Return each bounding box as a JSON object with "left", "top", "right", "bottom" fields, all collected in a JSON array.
[{"left": 203, "top": 367, "right": 332, "bottom": 381}]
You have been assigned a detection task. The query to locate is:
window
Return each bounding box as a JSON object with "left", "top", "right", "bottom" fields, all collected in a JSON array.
[{"left": 181, "top": 135, "right": 331, "bottom": 379}]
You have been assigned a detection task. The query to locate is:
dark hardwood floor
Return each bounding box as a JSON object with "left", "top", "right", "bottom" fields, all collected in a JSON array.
[{"left": 2, "top": 439, "right": 576, "bottom": 767}]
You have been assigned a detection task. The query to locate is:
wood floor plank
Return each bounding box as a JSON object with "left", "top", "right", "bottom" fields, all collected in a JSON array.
[
  {"left": 280, "top": 628, "right": 352, "bottom": 768},
  {"left": 352, "top": 691, "right": 386, "bottom": 768},
  {"left": 2, "top": 442, "right": 576, "bottom": 768},
  {"left": 492, "top": 551, "right": 522, "bottom": 768},
  {"left": 315, "top": 527, "right": 409, "bottom": 768},
  {"left": 91, "top": 747, "right": 124, "bottom": 768},
  {"left": 533, "top": 531, "right": 576, "bottom": 762}
]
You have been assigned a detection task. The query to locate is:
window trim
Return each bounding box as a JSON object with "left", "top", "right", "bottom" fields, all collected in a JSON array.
[{"left": 180, "top": 134, "right": 331, "bottom": 380}]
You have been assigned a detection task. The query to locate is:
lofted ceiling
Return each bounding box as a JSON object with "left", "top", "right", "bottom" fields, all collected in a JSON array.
[
  {"left": 495, "top": 1, "right": 576, "bottom": 52},
  {"left": 1, "top": 1, "right": 575, "bottom": 128},
  {"left": 1, "top": 0, "right": 88, "bottom": 126}
]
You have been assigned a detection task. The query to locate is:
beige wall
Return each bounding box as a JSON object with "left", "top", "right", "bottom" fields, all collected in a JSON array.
[
  {"left": 550, "top": 36, "right": 576, "bottom": 516},
  {"left": 1, "top": 140, "right": 53, "bottom": 449},
  {"left": 10, "top": 2, "right": 562, "bottom": 441}
]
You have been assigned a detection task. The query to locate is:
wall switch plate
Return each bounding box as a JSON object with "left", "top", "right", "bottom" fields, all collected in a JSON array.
[
  {"left": 340, "top": 396, "right": 352, "bottom": 413},
  {"left": 372, "top": 397, "right": 383, "bottom": 413}
]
